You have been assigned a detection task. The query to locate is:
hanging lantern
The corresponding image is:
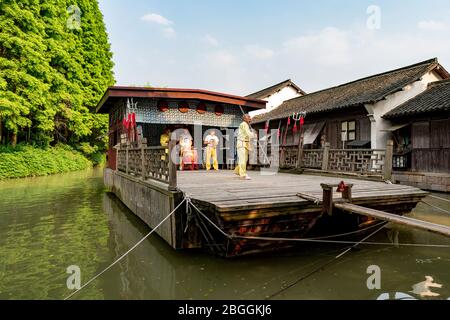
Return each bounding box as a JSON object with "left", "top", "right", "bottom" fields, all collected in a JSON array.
[
  {"left": 196, "top": 102, "right": 207, "bottom": 114},
  {"left": 264, "top": 120, "right": 270, "bottom": 134},
  {"left": 287, "top": 116, "right": 291, "bottom": 126},
  {"left": 300, "top": 116, "right": 305, "bottom": 126},
  {"left": 178, "top": 101, "right": 189, "bottom": 113},
  {"left": 157, "top": 100, "right": 169, "bottom": 112},
  {"left": 215, "top": 104, "right": 224, "bottom": 116}
]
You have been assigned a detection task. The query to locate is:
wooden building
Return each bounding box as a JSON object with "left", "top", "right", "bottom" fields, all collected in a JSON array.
[
  {"left": 247, "top": 79, "right": 305, "bottom": 118},
  {"left": 384, "top": 79, "right": 450, "bottom": 192},
  {"left": 96, "top": 87, "right": 266, "bottom": 170},
  {"left": 253, "top": 58, "right": 449, "bottom": 151}
]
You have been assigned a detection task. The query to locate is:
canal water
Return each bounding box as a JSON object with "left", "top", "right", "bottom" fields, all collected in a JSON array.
[{"left": 0, "top": 169, "right": 449, "bottom": 300}]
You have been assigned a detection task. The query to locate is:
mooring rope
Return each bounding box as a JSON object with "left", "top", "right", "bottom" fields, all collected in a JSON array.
[
  {"left": 188, "top": 201, "right": 450, "bottom": 248},
  {"left": 64, "top": 197, "right": 188, "bottom": 300},
  {"left": 265, "top": 223, "right": 388, "bottom": 300},
  {"left": 421, "top": 200, "right": 450, "bottom": 215},
  {"left": 429, "top": 195, "right": 450, "bottom": 203}
]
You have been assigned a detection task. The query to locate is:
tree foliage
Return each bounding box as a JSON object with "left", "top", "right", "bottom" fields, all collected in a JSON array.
[{"left": 0, "top": 0, "right": 114, "bottom": 153}]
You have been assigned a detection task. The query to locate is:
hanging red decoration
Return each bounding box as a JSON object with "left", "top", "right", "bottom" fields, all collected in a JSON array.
[
  {"left": 300, "top": 116, "right": 305, "bottom": 126},
  {"left": 215, "top": 104, "right": 224, "bottom": 116},
  {"left": 157, "top": 100, "right": 169, "bottom": 112},
  {"left": 264, "top": 120, "right": 270, "bottom": 134},
  {"left": 293, "top": 122, "right": 298, "bottom": 133},
  {"left": 287, "top": 116, "right": 291, "bottom": 126},
  {"left": 178, "top": 101, "right": 189, "bottom": 113},
  {"left": 196, "top": 102, "right": 207, "bottom": 114}
]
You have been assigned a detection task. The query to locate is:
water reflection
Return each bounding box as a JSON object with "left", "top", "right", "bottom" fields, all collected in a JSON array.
[{"left": 0, "top": 169, "right": 449, "bottom": 300}]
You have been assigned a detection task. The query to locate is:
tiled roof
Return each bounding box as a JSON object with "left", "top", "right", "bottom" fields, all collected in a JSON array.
[
  {"left": 246, "top": 79, "right": 306, "bottom": 99},
  {"left": 383, "top": 79, "right": 450, "bottom": 119},
  {"left": 254, "top": 58, "right": 449, "bottom": 123}
]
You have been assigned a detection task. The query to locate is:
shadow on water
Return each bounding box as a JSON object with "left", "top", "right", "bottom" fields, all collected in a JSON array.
[{"left": 0, "top": 169, "right": 449, "bottom": 300}]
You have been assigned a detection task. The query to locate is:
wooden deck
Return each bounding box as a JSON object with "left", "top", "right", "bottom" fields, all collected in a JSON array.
[
  {"left": 178, "top": 170, "right": 428, "bottom": 213},
  {"left": 177, "top": 170, "right": 429, "bottom": 256}
]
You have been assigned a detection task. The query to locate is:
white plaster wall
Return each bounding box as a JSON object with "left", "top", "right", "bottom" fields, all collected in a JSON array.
[
  {"left": 364, "top": 70, "right": 443, "bottom": 149},
  {"left": 250, "top": 86, "right": 302, "bottom": 117}
]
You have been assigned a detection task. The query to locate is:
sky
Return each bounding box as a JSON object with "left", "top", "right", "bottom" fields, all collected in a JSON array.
[{"left": 98, "top": 0, "right": 450, "bottom": 96}]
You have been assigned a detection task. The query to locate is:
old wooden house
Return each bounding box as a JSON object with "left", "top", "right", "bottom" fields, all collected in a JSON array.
[
  {"left": 383, "top": 79, "right": 450, "bottom": 192},
  {"left": 254, "top": 58, "right": 449, "bottom": 151},
  {"left": 96, "top": 86, "right": 266, "bottom": 170},
  {"left": 247, "top": 79, "right": 305, "bottom": 118}
]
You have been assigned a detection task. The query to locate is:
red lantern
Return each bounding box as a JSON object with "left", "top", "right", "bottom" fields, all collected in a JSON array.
[
  {"left": 178, "top": 101, "right": 189, "bottom": 113},
  {"left": 157, "top": 100, "right": 169, "bottom": 112},
  {"left": 196, "top": 102, "right": 207, "bottom": 114},
  {"left": 287, "top": 116, "right": 291, "bottom": 126},
  {"left": 215, "top": 104, "right": 224, "bottom": 116},
  {"left": 300, "top": 116, "right": 305, "bottom": 126}
]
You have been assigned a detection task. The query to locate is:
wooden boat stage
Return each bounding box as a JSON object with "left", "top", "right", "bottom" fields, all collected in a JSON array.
[{"left": 104, "top": 162, "right": 442, "bottom": 257}]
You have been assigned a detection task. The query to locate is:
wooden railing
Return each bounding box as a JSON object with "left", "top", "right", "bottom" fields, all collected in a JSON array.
[
  {"left": 278, "top": 140, "right": 394, "bottom": 180},
  {"left": 116, "top": 140, "right": 178, "bottom": 191}
]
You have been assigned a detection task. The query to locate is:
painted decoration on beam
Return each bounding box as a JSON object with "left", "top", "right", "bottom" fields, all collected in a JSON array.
[
  {"left": 178, "top": 101, "right": 189, "bottom": 113},
  {"left": 196, "top": 102, "right": 207, "bottom": 114},
  {"left": 215, "top": 104, "right": 224, "bottom": 116},
  {"left": 157, "top": 100, "right": 169, "bottom": 112}
]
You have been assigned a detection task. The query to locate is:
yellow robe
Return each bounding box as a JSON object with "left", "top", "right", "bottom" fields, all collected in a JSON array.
[{"left": 234, "top": 122, "right": 252, "bottom": 177}]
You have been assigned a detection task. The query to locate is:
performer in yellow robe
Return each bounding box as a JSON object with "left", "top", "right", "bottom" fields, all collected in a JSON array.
[
  {"left": 204, "top": 130, "right": 219, "bottom": 171},
  {"left": 160, "top": 128, "right": 170, "bottom": 161},
  {"left": 234, "top": 114, "right": 254, "bottom": 180}
]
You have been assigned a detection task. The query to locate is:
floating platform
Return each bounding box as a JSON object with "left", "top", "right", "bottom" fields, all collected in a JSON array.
[{"left": 105, "top": 169, "right": 429, "bottom": 257}]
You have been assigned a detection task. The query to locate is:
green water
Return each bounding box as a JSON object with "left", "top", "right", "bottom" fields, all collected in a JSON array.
[{"left": 0, "top": 169, "right": 449, "bottom": 300}]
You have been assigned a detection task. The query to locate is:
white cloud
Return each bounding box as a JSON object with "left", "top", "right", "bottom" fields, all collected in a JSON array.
[
  {"left": 244, "top": 45, "right": 274, "bottom": 60},
  {"left": 203, "top": 34, "right": 219, "bottom": 47},
  {"left": 283, "top": 27, "right": 351, "bottom": 65},
  {"left": 163, "top": 27, "right": 176, "bottom": 38},
  {"left": 417, "top": 20, "right": 449, "bottom": 31},
  {"left": 141, "top": 13, "right": 176, "bottom": 38},
  {"left": 141, "top": 13, "right": 173, "bottom": 26}
]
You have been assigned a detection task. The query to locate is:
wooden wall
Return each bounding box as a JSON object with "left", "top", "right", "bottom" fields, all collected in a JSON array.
[
  {"left": 411, "top": 117, "right": 450, "bottom": 173},
  {"left": 257, "top": 105, "right": 371, "bottom": 149}
]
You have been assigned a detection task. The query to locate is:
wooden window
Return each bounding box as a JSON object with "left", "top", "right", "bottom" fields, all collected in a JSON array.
[{"left": 341, "top": 120, "right": 356, "bottom": 142}]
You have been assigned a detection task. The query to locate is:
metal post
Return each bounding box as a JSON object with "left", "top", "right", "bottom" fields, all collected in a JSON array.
[{"left": 126, "top": 142, "right": 129, "bottom": 174}]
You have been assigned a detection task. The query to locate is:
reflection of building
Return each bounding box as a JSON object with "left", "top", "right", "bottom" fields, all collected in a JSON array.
[
  {"left": 253, "top": 59, "right": 449, "bottom": 151},
  {"left": 247, "top": 79, "right": 305, "bottom": 118},
  {"left": 383, "top": 79, "right": 450, "bottom": 192},
  {"left": 96, "top": 87, "right": 266, "bottom": 170}
]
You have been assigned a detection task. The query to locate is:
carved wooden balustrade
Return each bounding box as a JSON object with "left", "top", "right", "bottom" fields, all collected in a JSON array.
[
  {"left": 116, "top": 140, "right": 178, "bottom": 190},
  {"left": 278, "top": 140, "right": 393, "bottom": 180}
]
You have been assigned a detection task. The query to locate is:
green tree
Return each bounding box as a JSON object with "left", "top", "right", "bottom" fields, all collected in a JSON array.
[{"left": 0, "top": 0, "right": 114, "bottom": 152}]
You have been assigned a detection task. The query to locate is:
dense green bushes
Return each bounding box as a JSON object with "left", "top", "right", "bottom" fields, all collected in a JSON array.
[{"left": 0, "top": 144, "right": 93, "bottom": 179}]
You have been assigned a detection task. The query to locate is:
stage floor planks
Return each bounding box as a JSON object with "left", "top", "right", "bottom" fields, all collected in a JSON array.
[{"left": 177, "top": 170, "right": 428, "bottom": 212}]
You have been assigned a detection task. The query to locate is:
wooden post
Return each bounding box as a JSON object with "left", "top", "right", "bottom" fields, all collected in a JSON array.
[
  {"left": 342, "top": 184, "right": 353, "bottom": 202},
  {"left": 296, "top": 134, "right": 304, "bottom": 169},
  {"left": 321, "top": 183, "right": 333, "bottom": 216},
  {"left": 384, "top": 139, "right": 393, "bottom": 181},
  {"left": 141, "top": 138, "right": 147, "bottom": 180},
  {"left": 168, "top": 139, "right": 177, "bottom": 191},
  {"left": 126, "top": 142, "right": 129, "bottom": 175},
  {"left": 322, "top": 142, "right": 330, "bottom": 171},
  {"left": 114, "top": 145, "right": 119, "bottom": 172}
]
